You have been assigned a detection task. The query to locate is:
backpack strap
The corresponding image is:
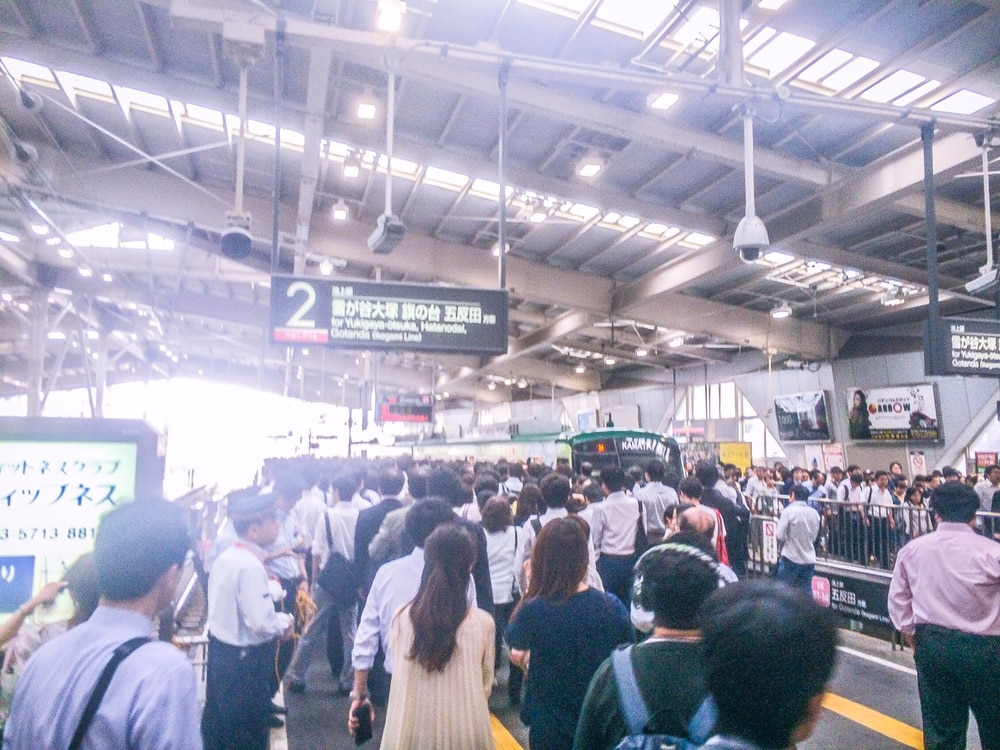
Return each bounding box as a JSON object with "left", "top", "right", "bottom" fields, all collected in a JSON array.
[
  {"left": 686, "top": 694, "right": 718, "bottom": 746},
  {"left": 68, "top": 636, "right": 151, "bottom": 750},
  {"left": 611, "top": 645, "right": 651, "bottom": 736},
  {"left": 530, "top": 516, "right": 542, "bottom": 535}
]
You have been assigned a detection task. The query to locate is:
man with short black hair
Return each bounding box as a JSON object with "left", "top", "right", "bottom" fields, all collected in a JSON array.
[
  {"left": 889, "top": 481, "right": 1000, "bottom": 750},
  {"left": 514, "top": 472, "right": 603, "bottom": 593},
  {"left": 591, "top": 467, "right": 644, "bottom": 605},
  {"left": 698, "top": 581, "right": 838, "bottom": 750},
  {"left": 634, "top": 458, "right": 678, "bottom": 545},
  {"left": 5, "top": 500, "right": 201, "bottom": 750},
  {"left": 775, "top": 485, "right": 821, "bottom": 592},
  {"left": 696, "top": 462, "right": 742, "bottom": 572}
]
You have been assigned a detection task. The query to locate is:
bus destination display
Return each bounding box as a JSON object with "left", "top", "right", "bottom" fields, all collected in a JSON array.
[{"left": 270, "top": 276, "right": 508, "bottom": 355}]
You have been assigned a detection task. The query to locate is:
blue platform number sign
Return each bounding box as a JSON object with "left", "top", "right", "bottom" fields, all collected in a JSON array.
[{"left": 0, "top": 556, "right": 36, "bottom": 613}]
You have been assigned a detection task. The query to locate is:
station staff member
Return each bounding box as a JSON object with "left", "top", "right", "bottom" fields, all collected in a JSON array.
[
  {"left": 202, "top": 492, "right": 295, "bottom": 750},
  {"left": 888, "top": 481, "right": 1000, "bottom": 750}
]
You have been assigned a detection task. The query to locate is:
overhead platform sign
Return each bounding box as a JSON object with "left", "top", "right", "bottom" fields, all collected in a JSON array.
[
  {"left": 926, "top": 317, "right": 1000, "bottom": 377},
  {"left": 269, "top": 276, "right": 508, "bottom": 354}
]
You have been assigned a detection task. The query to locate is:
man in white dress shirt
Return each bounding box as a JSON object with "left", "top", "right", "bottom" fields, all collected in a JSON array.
[
  {"left": 203, "top": 492, "right": 295, "bottom": 750},
  {"left": 634, "top": 458, "right": 679, "bottom": 545},
  {"left": 4, "top": 499, "right": 201, "bottom": 750},
  {"left": 590, "top": 466, "right": 644, "bottom": 606}
]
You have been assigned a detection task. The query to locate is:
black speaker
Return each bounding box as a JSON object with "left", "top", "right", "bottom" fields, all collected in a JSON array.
[{"left": 220, "top": 226, "right": 252, "bottom": 259}]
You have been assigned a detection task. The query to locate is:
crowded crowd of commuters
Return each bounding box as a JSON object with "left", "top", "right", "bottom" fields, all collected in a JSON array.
[{"left": 4, "top": 446, "right": 998, "bottom": 750}]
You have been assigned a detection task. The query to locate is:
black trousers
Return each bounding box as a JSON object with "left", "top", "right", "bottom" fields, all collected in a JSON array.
[
  {"left": 272, "top": 576, "right": 303, "bottom": 695},
  {"left": 913, "top": 624, "right": 1000, "bottom": 750},
  {"left": 202, "top": 636, "right": 276, "bottom": 750},
  {"left": 597, "top": 553, "right": 636, "bottom": 607}
]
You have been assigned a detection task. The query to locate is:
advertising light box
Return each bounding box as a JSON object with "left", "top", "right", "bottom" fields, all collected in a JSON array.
[
  {"left": 270, "top": 276, "right": 509, "bottom": 355},
  {"left": 0, "top": 418, "right": 162, "bottom": 617},
  {"left": 379, "top": 393, "right": 433, "bottom": 424},
  {"left": 845, "top": 384, "right": 941, "bottom": 442},
  {"left": 773, "top": 391, "right": 832, "bottom": 442}
]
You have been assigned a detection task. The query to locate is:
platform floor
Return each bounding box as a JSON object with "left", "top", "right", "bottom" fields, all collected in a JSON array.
[{"left": 275, "top": 628, "right": 984, "bottom": 750}]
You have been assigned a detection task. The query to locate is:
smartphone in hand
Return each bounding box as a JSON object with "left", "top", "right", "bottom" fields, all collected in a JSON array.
[{"left": 352, "top": 703, "right": 373, "bottom": 745}]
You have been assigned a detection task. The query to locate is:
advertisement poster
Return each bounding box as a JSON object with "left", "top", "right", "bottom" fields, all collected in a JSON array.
[
  {"left": 845, "top": 384, "right": 941, "bottom": 442},
  {"left": 822, "top": 443, "right": 846, "bottom": 472},
  {"left": 719, "top": 442, "right": 752, "bottom": 472},
  {"left": 0, "top": 440, "right": 138, "bottom": 617},
  {"left": 773, "top": 391, "right": 832, "bottom": 442}
]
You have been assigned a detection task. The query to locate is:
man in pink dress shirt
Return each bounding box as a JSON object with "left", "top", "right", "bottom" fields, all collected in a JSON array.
[{"left": 888, "top": 481, "right": 1000, "bottom": 750}]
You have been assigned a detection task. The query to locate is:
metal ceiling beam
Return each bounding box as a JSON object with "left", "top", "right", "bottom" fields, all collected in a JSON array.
[{"left": 293, "top": 45, "right": 332, "bottom": 275}]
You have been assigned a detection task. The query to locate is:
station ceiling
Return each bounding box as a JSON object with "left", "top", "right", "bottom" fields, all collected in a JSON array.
[{"left": 0, "top": 0, "right": 998, "bottom": 408}]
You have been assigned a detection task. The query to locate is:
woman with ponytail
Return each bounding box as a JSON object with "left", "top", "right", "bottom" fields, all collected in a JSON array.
[{"left": 379, "top": 523, "right": 495, "bottom": 749}]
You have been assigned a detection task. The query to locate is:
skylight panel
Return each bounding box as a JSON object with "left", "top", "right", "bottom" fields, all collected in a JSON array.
[
  {"left": 683, "top": 232, "right": 715, "bottom": 246},
  {"left": 0, "top": 230, "right": 19, "bottom": 243},
  {"left": 648, "top": 92, "right": 679, "bottom": 111},
  {"left": 595, "top": 0, "right": 676, "bottom": 38},
  {"left": 931, "top": 89, "right": 995, "bottom": 115},
  {"left": 821, "top": 56, "right": 879, "bottom": 91},
  {"left": 424, "top": 166, "right": 469, "bottom": 190},
  {"left": 325, "top": 140, "right": 353, "bottom": 158},
  {"left": 280, "top": 128, "right": 305, "bottom": 148},
  {"left": 747, "top": 32, "right": 815, "bottom": 77},
  {"left": 758, "top": 0, "right": 790, "bottom": 8},
  {"left": 797, "top": 49, "right": 852, "bottom": 84},
  {"left": 1, "top": 57, "right": 55, "bottom": 85},
  {"left": 147, "top": 233, "right": 174, "bottom": 251},
  {"left": 66, "top": 223, "right": 119, "bottom": 248},
  {"left": 892, "top": 80, "right": 939, "bottom": 107},
  {"left": 469, "top": 178, "right": 501, "bottom": 200},
  {"left": 616, "top": 214, "right": 641, "bottom": 229},
  {"left": 763, "top": 250, "right": 795, "bottom": 265},
  {"left": 182, "top": 103, "right": 224, "bottom": 127},
  {"left": 55, "top": 70, "right": 112, "bottom": 103},
  {"left": 742, "top": 27, "right": 776, "bottom": 58},
  {"left": 859, "top": 69, "right": 925, "bottom": 103},
  {"left": 673, "top": 7, "right": 719, "bottom": 48},
  {"left": 113, "top": 85, "right": 169, "bottom": 115},
  {"left": 568, "top": 203, "right": 600, "bottom": 221},
  {"left": 247, "top": 119, "right": 276, "bottom": 139},
  {"left": 376, "top": 155, "right": 420, "bottom": 178},
  {"left": 515, "top": 0, "right": 589, "bottom": 20}
]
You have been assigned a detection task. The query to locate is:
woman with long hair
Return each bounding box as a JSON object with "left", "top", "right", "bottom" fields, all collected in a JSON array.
[
  {"left": 506, "top": 517, "right": 632, "bottom": 750},
  {"left": 848, "top": 389, "right": 872, "bottom": 440},
  {"left": 378, "top": 524, "right": 495, "bottom": 749}
]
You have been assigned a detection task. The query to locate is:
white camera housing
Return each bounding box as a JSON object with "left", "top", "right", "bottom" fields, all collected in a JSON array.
[
  {"left": 733, "top": 214, "right": 770, "bottom": 263},
  {"left": 965, "top": 265, "right": 1000, "bottom": 294}
]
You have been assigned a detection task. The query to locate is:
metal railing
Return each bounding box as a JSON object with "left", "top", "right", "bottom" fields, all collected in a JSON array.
[{"left": 747, "top": 495, "right": 1000, "bottom": 573}]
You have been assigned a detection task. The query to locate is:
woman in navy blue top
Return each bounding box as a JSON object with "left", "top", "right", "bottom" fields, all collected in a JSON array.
[{"left": 507, "top": 516, "right": 633, "bottom": 750}]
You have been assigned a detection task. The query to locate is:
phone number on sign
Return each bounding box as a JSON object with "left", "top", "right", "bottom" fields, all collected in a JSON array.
[{"left": 0, "top": 526, "right": 97, "bottom": 541}]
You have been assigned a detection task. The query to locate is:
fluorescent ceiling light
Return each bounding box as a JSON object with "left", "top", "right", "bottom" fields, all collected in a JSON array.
[
  {"left": 487, "top": 380, "right": 497, "bottom": 390},
  {"left": 343, "top": 154, "right": 362, "bottom": 178},
  {"left": 102, "top": 272, "right": 113, "bottom": 282},
  {"left": 376, "top": 0, "right": 405, "bottom": 32},
  {"left": 0, "top": 230, "right": 19, "bottom": 242},
  {"left": 604, "top": 355, "right": 617, "bottom": 366},
  {"left": 357, "top": 101, "right": 377, "bottom": 120},
  {"left": 319, "top": 259, "right": 334, "bottom": 276},
  {"left": 931, "top": 90, "right": 995, "bottom": 115},
  {"left": 748, "top": 32, "right": 815, "bottom": 77},
  {"left": 47, "top": 331, "right": 66, "bottom": 340},
  {"left": 770, "top": 301, "right": 793, "bottom": 319},
  {"left": 577, "top": 154, "right": 604, "bottom": 178},
  {"left": 58, "top": 247, "right": 74, "bottom": 259},
  {"left": 860, "top": 70, "right": 926, "bottom": 103},
  {"left": 635, "top": 347, "right": 649, "bottom": 357},
  {"left": 330, "top": 200, "right": 349, "bottom": 222},
  {"left": 516, "top": 378, "right": 528, "bottom": 388},
  {"left": 574, "top": 364, "right": 586, "bottom": 374},
  {"left": 78, "top": 267, "right": 93, "bottom": 278},
  {"left": 31, "top": 224, "right": 49, "bottom": 235},
  {"left": 822, "top": 57, "right": 880, "bottom": 91},
  {"left": 758, "top": 0, "right": 789, "bottom": 9},
  {"left": 492, "top": 243, "right": 510, "bottom": 257},
  {"left": 668, "top": 336, "right": 685, "bottom": 348},
  {"left": 529, "top": 211, "right": 548, "bottom": 224},
  {"left": 648, "top": 92, "right": 679, "bottom": 111},
  {"left": 881, "top": 289, "right": 906, "bottom": 307}
]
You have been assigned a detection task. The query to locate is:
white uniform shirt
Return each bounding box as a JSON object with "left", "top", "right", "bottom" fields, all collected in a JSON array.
[
  {"left": 208, "top": 542, "right": 293, "bottom": 647},
  {"left": 293, "top": 486, "right": 327, "bottom": 547},
  {"left": 868, "top": 486, "right": 896, "bottom": 519},
  {"left": 974, "top": 479, "right": 1000, "bottom": 513},
  {"left": 590, "top": 491, "right": 642, "bottom": 557},
  {"left": 485, "top": 526, "right": 522, "bottom": 604}
]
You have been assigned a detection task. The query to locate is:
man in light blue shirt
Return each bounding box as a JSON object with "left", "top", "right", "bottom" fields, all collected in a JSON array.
[
  {"left": 775, "top": 484, "right": 821, "bottom": 593},
  {"left": 3, "top": 499, "right": 201, "bottom": 750}
]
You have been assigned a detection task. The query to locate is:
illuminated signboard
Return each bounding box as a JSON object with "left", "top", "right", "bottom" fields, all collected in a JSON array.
[
  {"left": 774, "top": 391, "right": 833, "bottom": 442},
  {"left": 379, "top": 393, "right": 433, "bottom": 424},
  {"left": 930, "top": 317, "right": 1000, "bottom": 377},
  {"left": 0, "top": 418, "right": 162, "bottom": 618},
  {"left": 845, "top": 384, "right": 941, "bottom": 442},
  {"left": 269, "top": 276, "right": 509, "bottom": 354}
]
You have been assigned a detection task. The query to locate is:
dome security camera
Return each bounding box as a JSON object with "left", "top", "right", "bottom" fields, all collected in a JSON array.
[
  {"left": 733, "top": 214, "right": 769, "bottom": 263},
  {"left": 220, "top": 211, "right": 252, "bottom": 259}
]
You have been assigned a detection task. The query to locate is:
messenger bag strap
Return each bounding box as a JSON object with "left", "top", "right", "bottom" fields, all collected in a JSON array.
[
  {"left": 68, "top": 636, "right": 151, "bottom": 750},
  {"left": 611, "top": 644, "right": 650, "bottom": 735}
]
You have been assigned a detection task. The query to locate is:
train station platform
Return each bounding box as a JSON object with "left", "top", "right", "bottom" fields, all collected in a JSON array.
[{"left": 272, "top": 627, "right": 984, "bottom": 750}]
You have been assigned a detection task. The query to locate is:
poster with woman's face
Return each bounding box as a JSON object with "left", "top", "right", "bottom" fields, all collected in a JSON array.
[{"left": 845, "top": 385, "right": 941, "bottom": 442}]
